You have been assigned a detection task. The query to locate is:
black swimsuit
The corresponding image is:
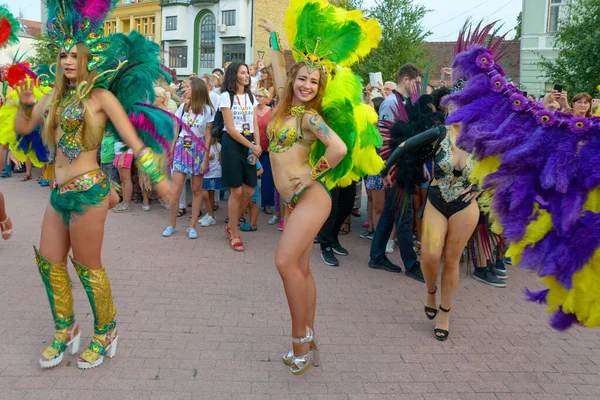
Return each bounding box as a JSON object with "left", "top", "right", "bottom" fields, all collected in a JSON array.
[{"left": 426, "top": 128, "right": 474, "bottom": 218}]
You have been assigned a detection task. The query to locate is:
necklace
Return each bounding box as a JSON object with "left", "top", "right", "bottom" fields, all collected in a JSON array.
[{"left": 290, "top": 105, "right": 306, "bottom": 117}]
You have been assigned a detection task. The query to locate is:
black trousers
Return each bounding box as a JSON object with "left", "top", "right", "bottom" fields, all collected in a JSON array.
[{"left": 317, "top": 183, "right": 356, "bottom": 250}]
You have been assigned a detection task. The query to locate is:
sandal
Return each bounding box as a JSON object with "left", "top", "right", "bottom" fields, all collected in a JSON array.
[
  {"left": 1, "top": 216, "right": 12, "bottom": 240},
  {"left": 177, "top": 208, "right": 186, "bottom": 217},
  {"left": 339, "top": 222, "right": 350, "bottom": 236},
  {"left": 112, "top": 203, "right": 131, "bottom": 213},
  {"left": 229, "top": 235, "right": 244, "bottom": 252},
  {"left": 434, "top": 305, "right": 451, "bottom": 341},
  {"left": 20, "top": 174, "right": 32, "bottom": 182},
  {"left": 240, "top": 223, "right": 258, "bottom": 232},
  {"left": 424, "top": 286, "right": 438, "bottom": 320}
]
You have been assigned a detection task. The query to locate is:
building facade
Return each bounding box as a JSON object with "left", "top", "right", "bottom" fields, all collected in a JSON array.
[
  {"left": 103, "top": 0, "right": 163, "bottom": 46},
  {"left": 520, "top": 0, "right": 570, "bottom": 97},
  {"left": 160, "top": 0, "right": 288, "bottom": 77}
]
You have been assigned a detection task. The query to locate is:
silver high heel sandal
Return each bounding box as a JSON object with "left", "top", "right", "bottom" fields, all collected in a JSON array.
[{"left": 283, "top": 326, "right": 321, "bottom": 374}]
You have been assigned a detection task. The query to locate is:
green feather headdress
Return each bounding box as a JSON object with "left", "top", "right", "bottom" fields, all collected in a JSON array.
[
  {"left": 45, "top": 0, "right": 118, "bottom": 71},
  {"left": 285, "top": 0, "right": 381, "bottom": 72}
]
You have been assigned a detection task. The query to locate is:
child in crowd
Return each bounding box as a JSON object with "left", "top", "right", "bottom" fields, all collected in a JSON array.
[
  {"left": 200, "top": 138, "right": 222, "bottom": 227},
  {"left": 240, "top": 151, "right": 263, "bottom": 231},
  {"left": 112, "top": 140, "right": 133, "bottom": 212},
  {"left": 249, "top": 63, "right": 258, "bottom": 92}
]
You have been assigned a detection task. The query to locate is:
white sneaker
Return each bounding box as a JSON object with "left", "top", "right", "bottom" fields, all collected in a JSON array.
[
  {"left": 198, "top": 214, "right": 209, "bottom": 224},
  {"left": 200, "top": 216, "right": 216, "bottom": 227},
  {"left": 385, "top": 239, "right": 395, "bottom": 254}
]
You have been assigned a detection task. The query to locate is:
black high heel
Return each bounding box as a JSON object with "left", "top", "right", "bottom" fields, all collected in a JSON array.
[
  {"left": 434, "top": 305, "right": 451, "bottom": 341},
  {"left": 424, "top": 286, "right": 438, "bottom": 320}
]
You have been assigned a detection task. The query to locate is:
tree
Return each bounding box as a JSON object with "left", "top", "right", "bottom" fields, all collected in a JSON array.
[
  {"left": 514, "top": 12, "right": 522, "bottom": 40},
  {"left": 539, "top": 0, "right": 600, "bottom": 96},
  {"left": 27, "top": 35, "right": 57, "bottom": 69},
  {"left": 329, "top": 0, "right": 364, "bottom": 11},
  {"left": 354, "top": 0, "right": 431, "bottom": 82}
]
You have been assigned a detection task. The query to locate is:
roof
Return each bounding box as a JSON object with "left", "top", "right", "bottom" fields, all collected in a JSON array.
[
  {"left": 421, "top": 40, "right": 521, "bottom": 87},
  {"left": 18, "top": 19, "right": 42, "bottom": 38}
]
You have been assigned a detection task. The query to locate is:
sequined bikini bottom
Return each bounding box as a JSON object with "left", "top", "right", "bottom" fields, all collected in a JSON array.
[{"left": 50, "top": 169, "right": 110, "bottom": 226}]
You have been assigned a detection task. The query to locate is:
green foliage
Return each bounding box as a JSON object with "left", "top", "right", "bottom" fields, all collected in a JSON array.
[
  {"left": 330, "top": 0, "right": 431, "bottom": 82},
  {"left": 28, "top": 35, "right": 57, "bottom": 69},
  {"left": 539, "top": 0, "right": 600, "bottom": 96},
  {"left": 514, "top": 12, "right": 522, "bottom": 40}
]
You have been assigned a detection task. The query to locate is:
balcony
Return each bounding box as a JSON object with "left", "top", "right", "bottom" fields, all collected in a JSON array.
[
  {"left": 160, "top": 0, "right": 189, "bottom": 6},
  {"left": 190, "top": 0, "right": 218, "bottom": 4}
]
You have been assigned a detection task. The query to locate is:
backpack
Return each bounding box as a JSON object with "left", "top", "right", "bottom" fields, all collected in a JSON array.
[{"left": 212, "top": 91, "right": 254, "bottom": 141}]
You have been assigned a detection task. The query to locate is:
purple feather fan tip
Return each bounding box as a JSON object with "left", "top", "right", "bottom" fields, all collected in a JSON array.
[
  {"left": 74, "top": 0, "right": 117, "bottom": 31},
  {"left": 550, "top": 308, "right": 579, "bottom": 331},
  {"left": 128, "top": 112, "right": 170, "bottom": 151},
  {"left": 524, "top": 288, "right": 549, "bottom": 304},
  {"left": 136, "top": 103, "right": 207, "bottom": 152}
]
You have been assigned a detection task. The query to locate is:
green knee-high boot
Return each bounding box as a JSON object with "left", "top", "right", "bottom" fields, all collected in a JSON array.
[
  {"left": 71, "top": 256, "right": 118, "bottom": 369},
  {"left": 35, "top": 246, "right": 81, "bottom": 368}
]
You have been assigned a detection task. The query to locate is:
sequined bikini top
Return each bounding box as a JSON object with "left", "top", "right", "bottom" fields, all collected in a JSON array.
[
  {"left": 268, "top": 105, "right": 315, "bottom": 153},
  {"left": 433, "top": 129, "right": 473, "bottom": 202},
  {"left": 45, "top": 86, "right": 101, "bottom": 163}
]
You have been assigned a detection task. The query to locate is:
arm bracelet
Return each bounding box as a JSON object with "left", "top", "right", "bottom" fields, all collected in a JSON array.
[
  {"left": 310, "top": 156, "right": 331, "bottom": 181},
  {"left": 269, "top": 31, "right": 282, "bottom": 52},
  {"left": 19, "top": 101, "right": 34, "bottom": 110},
  {"left": 135, "top": 147, "right": 166, "bottom": 187}
]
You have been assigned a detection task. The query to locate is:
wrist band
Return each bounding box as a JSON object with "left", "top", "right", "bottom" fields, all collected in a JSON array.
[
  {"left": 19, "top": 101, "right": 34, "bottom": 110},
  {"left": 135, "top": 147, "right": 166, "bottom": 187},
  {"left": 310, "top": 156, "right": 331, "bottom": 181},
  {"left": 270, "top": 31, "right": 282, "bottom": 52}
]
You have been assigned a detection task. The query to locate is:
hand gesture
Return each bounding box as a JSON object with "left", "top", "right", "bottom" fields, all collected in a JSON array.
[
  {"left": 16, "top": 79, "right": 37, "bottom": 106},
  {"left": 289, "top": 174, "right": 314, "bottom": 195},
  {"left": 252, "top": 144, "right": 262, "bottom": 157},
  {"left": 383, "top": 175, "right": 393, "bottom": 188},
  {"left": 558, "top": 90, "right": 569, "bottom": 109},
  {"left": 7, "top": 152, "right": 23, "bottom": 170},
  {"left": 200, "top": 158, "right": 209, "bottom": 175},
  {"left": 154, "top": 179, "right": 175, "bottom": 206},
  {"left": 461, "top": 185, "right": 480, "bottom": 203},
  {"left": 259, "top": 18, "right": 275, "bottom": 33}
]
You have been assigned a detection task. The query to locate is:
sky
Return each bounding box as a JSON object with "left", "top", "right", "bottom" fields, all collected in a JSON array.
[{"left": 8, "top": 0, "right": 522, "bottom": 42}]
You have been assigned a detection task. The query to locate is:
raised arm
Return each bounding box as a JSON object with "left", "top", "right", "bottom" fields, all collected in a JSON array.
[
  {"left": 14, "top": 79, "right": 49, "bottom": 135},
  {"left": 259, "top": 19, "right": 287, "bottom": 99},
  {"left": 381, "top": 125, "right": 444, "bottom": 177}
]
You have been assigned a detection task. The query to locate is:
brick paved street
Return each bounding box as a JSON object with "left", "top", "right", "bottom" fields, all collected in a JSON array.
[{"left": 1, "top": 174, "right": 599, "bottom": 400}]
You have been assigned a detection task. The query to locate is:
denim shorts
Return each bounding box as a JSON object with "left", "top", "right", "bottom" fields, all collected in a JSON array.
[{"left": 202, "top": 177, "right": 222, "bottom": 191}]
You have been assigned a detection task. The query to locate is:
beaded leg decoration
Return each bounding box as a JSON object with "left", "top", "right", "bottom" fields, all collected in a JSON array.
[
  {"left": 35, "top": 246, "right": 81, "bottom": 368},
  {"left": 71, "top": 257, "right": 118, "bottom": 369}
]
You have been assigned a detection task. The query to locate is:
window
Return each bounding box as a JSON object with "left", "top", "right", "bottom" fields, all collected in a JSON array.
[
  {"left": 151, "top": 17, "right": 155, "bottom": 34},
  {"left": 547, "top": 0, "right": 562, "bottom": 32},
  {"left": 170, "top": 46, "right": 188, "bottom": 68},
  {"left": 135, "top": 18, "right": 141, "bottom": 32},
  {"left": 222, "top": 44, "right": 245, "bottom": 65},
  {"left": 222, "top": 10, "right": 236, "bottom": 26},
  {"left": 166, "top": 16, "right": 177, "bottom": 31},
  {"left": 143, "top": 17, "right": 148, "bottom": 34},
  {"left": 200, "top": 14, "right": 216, "bottom": 69}
]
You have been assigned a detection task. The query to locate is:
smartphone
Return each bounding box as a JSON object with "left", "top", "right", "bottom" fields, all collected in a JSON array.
[
  {"left": 369, "top": 72, "right": 382, "bottom": 88},
  {"left": 553, "top": 84, "right": 563, "bottom": 93}
]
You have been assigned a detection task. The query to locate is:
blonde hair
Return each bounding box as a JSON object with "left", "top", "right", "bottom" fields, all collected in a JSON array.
[
  {"left": 270, "top": 62, "right": 328, "bottom": 130},
  {"left": 44, "top": 43, "right": 100, "bottom": 149}
]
